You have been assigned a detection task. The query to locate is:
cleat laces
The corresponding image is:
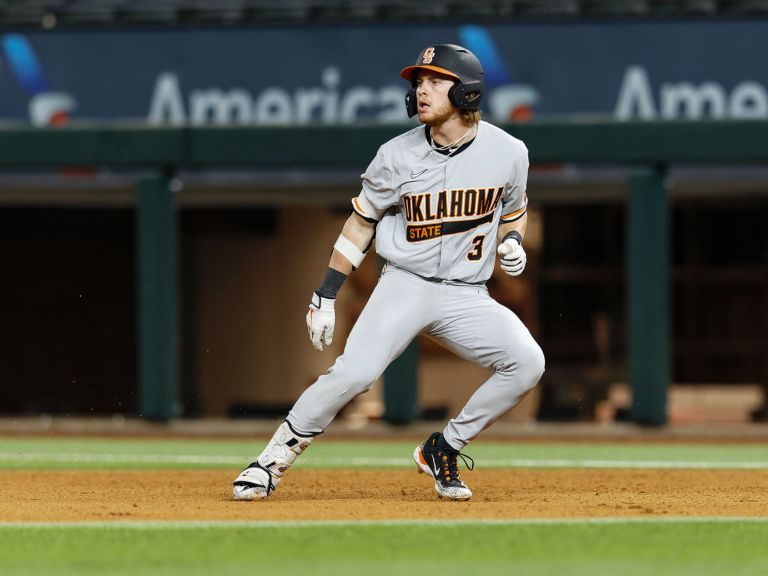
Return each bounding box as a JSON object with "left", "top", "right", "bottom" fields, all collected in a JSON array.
[{"left": 439, "top": 450, "right": 474, "bottom": 485}]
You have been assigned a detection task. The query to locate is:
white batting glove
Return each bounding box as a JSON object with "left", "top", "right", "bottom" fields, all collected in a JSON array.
[
  {"left": 497, "top": 236, "right": 527, "bottom": 277},
  {"left": 306, "top": 292, "right": 335, "bottom": 351}
]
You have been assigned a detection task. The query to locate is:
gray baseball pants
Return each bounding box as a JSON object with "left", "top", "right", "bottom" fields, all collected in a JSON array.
[{"left": 287, "top": 264, "right": 545, "bottom": 450}]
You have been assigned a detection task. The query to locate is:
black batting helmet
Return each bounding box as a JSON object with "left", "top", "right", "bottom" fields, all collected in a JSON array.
[{"left": 401, "top": 44, "right": 485, "bottom": 118}]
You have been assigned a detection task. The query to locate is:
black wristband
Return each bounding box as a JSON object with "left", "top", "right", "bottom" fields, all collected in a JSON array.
[
  {"left": 502, "top": 230, "right": 523, "bottom": 246},
  {"left": 315, "top": 267, "right": 348, "bottom": 299}
]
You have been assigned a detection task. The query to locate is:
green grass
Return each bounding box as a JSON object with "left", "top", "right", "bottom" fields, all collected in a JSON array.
[
  {"left": 1, "top": 436, "right": 766, "bottom": 575},
  {"left": 1, "top": 436, "right": 767, "bottom": 469},
  {"left": 1, "top": 520, "right": 766, "bottom": 576}
]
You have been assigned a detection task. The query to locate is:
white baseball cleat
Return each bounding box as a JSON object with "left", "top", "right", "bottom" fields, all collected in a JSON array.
[
  {"left": 232, "top": 420, "right": 315, "bottom": 501},
  {"left": 413, "top": 432, "right": 473, "bottom": 501},
  {"left": 233, "top": 462, "right": 276, "bottom": 500}
]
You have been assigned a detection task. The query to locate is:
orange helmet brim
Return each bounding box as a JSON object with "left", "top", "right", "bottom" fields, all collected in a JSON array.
[{"left": 400, "top": 65, "right": 461, "bottom": 83}]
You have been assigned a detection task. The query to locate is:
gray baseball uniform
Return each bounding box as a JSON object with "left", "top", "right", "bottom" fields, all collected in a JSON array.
[{"left": 288, "top": 120, "right": 544, "bottom": 449}]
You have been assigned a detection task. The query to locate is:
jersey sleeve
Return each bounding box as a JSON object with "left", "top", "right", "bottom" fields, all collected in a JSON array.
[
  {"left": 500, "top": 144, "right": 530, "bottom": 224},
  {"left": 351, "top": 146, "right": 399, "bottom": 223}
]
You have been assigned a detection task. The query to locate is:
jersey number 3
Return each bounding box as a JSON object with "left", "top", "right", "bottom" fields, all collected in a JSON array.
[{"left": 467, "top": 235, "right": 484, "bottom": 261}]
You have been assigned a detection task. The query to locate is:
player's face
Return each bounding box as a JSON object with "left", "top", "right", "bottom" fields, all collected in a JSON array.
[{"left": 415, "top": 71, "right": 459, "bottom": 126}]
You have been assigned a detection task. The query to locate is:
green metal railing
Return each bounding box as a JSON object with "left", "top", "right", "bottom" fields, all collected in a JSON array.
[{"left": 137, "top": 173, "right": 178, "bottom": 421}]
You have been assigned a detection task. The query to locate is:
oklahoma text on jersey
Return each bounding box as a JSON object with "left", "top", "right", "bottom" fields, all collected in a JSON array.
[{"left": 403, "top": 186, "right": 507, "bottom": 242}]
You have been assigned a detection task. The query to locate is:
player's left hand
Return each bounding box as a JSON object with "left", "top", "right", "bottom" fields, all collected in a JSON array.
[
  {"left": 306, "top": 292, "right": 335, "bottom": 351},
  {"left": 497, "top": 236, "right": 527, "bottom": 277}
]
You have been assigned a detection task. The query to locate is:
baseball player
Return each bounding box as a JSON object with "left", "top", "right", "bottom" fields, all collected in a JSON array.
[{"left": 233, "top": 44, "right": 545, "bottom": 501}]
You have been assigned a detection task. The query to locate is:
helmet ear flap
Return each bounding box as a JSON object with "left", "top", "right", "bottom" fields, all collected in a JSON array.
[
  {"left": 449, "top": 81, "right": 484, "bottom": 112},
  {"left": 447, "top": 81, "right": 462, "bottom": 110},
  {"left": 405, "top": 87, "right": 417, "bottom": 118}
]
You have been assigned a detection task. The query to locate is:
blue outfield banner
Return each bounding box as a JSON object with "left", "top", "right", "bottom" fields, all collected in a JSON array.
[{"left": 0, "top": 21, "right": 767, "bottom": 127}]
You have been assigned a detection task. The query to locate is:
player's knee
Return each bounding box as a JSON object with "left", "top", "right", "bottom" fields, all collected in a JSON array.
[
  {"left": 348, "top": 376, "right": 378, "bottom": 395},
  {"left": 336, "top": 364, "right": 380, "bottom": 396},
  {"left": 525, "top": 343, "right": 546, "bottom": 389},
  {"left": 527, "top": 342, "right": 546, "bottom": 382},
  {"left": 497, "top": 340, "right": 545, "bottom": 389},
  {"left": 518, "top": 339, "right": 544, "bottom": 390}
]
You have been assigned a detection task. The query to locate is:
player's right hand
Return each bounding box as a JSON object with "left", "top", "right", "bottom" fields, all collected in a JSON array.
[{"left": 306, "top": 292, "right": 335, "bottom": 351}]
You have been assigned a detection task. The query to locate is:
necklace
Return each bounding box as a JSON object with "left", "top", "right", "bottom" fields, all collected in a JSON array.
[{"left": 430, "top": 124, "right": 477, "bottom": 155}]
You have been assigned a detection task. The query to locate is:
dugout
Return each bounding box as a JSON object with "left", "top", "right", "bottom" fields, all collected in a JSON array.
[{"left": 0, "top": 123, "right": 767, "bottom": 425}]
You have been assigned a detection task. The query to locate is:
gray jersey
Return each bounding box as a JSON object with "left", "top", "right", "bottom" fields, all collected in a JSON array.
[{"left": 352, "top": 120, "right": 529, "bottom": 283}]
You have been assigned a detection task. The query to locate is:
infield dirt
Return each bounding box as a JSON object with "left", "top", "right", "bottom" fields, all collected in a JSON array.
[{"left": 2, "top": 469, "right": 767, "bottom": 522}]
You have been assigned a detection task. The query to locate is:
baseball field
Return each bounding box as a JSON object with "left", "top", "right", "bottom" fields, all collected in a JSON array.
[{"left": 1, "top": 434, "right": 767, "bottom": 575}]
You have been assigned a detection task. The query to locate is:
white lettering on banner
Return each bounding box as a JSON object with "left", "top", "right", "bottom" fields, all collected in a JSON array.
[
  {"left": 254, "top": 88, "right": 292, "bottom": 124},
  {"left": 339, "top": 87, "right": 374, "bottom": 121},
  {"left": 295, "top": 87, "right": 325, "bottom": 122},
  {"left": 377, "top": 87, "right": 408, "bottom": 123},
  {"left": 730, "top": 82, "right": 768, "bottom": 117},
  {"left": 662, "top": 82, "right": 726, "bottom": 119},
  {"left": 614, "top": 66, "right": 657, "bottom": 119},
  {"left": 148, "top": 73, "right": 186, "bottom": 125},
  {"left": 190, "top": 89, "right": 252, "bottom": 125},
  {"left": 615, "top": 65, "right": 768, "bottom": 120},
  {"left": 320, "top": 67, "right": 339, "bottom": 122},
  {"left": 146, "top": 67, "right": 407, "bottom": 125}
]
